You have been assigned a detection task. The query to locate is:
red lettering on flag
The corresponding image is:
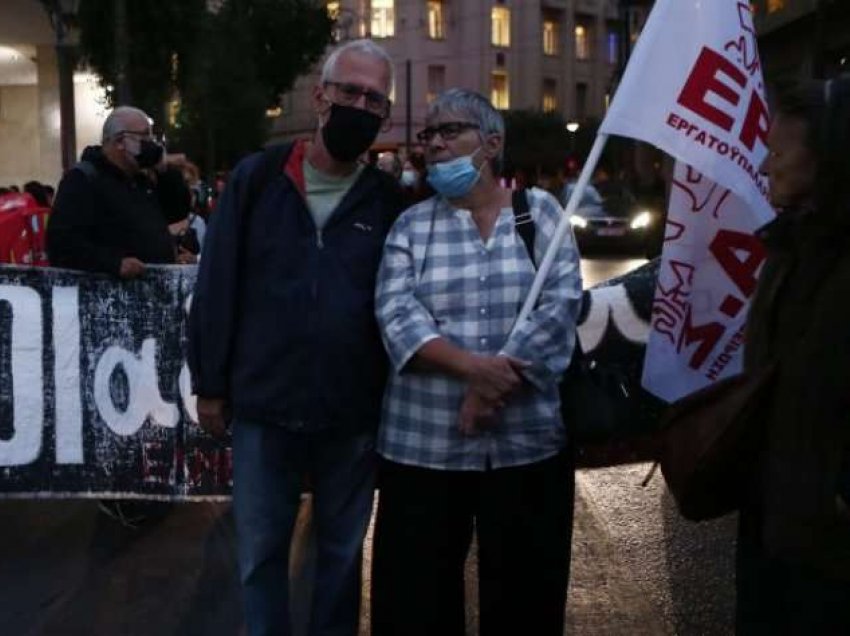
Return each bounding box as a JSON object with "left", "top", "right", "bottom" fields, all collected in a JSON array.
[
  {"left": 678, "top": 307, "right": 726, "bottom": 370},
  {"left": 678, "top": 47, "right": 746, "bottom": 132},
  {"left": 709, "top": 229, "right": 766, "bottom": 297},
  {"left": 739, "top": 90, "right": 770, "bottom": 151}
]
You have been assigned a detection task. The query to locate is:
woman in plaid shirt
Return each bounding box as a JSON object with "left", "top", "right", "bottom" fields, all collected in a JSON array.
[{"left": 371, "top": 89, "right": 583, "bottom": 636}]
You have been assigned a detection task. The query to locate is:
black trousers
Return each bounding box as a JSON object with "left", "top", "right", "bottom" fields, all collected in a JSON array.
[{"left": 371, "top": 450, "right": 575, "bottom": 636}]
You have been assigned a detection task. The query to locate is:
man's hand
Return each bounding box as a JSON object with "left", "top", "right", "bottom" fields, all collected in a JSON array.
[
  {"left": 197, "top": 397, "right": 229, "bottom": 439},
  {"left": 464, "top": 354, "right": 529, "bottom": 403},
  {"left": 119, "top": 257, "right": 146, "bottom": 279},
  {"left": 176, "top": 246, "right": 198, "bottom": 264},
  {"left": 163, "top": 153, "right": 189, "bottom": 169}
]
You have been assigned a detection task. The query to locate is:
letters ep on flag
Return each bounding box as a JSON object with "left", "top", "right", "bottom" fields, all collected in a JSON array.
[{"left": 600, "top": 0, "right": 774, "bottom": 402}]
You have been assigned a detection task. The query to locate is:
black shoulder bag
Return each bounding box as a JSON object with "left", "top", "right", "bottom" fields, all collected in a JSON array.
[{"left": 511, "top": 189, "right": 635, "bottom": 448}]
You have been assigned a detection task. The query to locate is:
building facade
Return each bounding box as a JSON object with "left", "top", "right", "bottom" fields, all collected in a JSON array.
[
  {"left": 753, "top": 0, "right": 850, "bottom": 82},
  {"left": 270, "top": 0, "right": 651, "bottom": 152},
  {"left": 0, "top": 0, "right": 108, "bottom": 189}
]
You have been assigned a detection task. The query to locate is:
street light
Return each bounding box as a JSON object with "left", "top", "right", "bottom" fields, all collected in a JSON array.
[
  {"left": 566, "top": 121, "right": 580, "bottom": 156},
  {"left": 42, "top": 0, "right": 81, "bottom": 171}
]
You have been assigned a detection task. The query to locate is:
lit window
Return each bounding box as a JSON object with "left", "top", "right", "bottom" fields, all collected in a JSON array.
[
  {"left": 575, "top": 24, "right": 590, "bottom": 60},
  {"left": 168, "top": 97, "right": 181, "bottom": 127},
  {"left": 607, "top": 30, "right": 619, "bottom": 65},
  {"left": 767, "top": 0, "right": 785, "bottom": 13},
  {"left": 327, "top": 2, "right": 345, "bottom": 41},
  {"left": 428, "top": 0, "right": 445, "bottom": 40},
  {"left": 492, "top": 7, "right": 511, "bottom": 47},
  {"left": 543, "top": 19, "right": 558, "bottom": 56},
  {"left": 427, "top": 65, "right": 446, "bottom": 103},
  {"left": 542, "top": 79, "right": 557, "bottom": 113},
  {"left": 491, "top": 71, "right": 510, "bottom": 109},
  {"left": 372, "top": 0, "right": 395, "bottom": 38}
]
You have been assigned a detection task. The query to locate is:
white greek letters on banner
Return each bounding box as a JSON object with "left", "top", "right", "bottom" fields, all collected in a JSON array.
[
  {"left": 53, "top": 286, "right": 83, "bottom": 464},
  {"left": 0, "top": 265, "right": 233, "bottom": 499},
  {"left": 0, "top": 264, "right": 661, "bottom": 498},
  {"left": 0, "top": 285, "right": 43, "bottom": 467},
  {"left": 578, "top": 284, "right": 649, "bottom": 352},
  {"left": 93, "top": 338, "right": 179, "bottom": 436}
]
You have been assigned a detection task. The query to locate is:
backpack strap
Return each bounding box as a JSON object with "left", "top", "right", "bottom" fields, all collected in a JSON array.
[
  {"left": 511, "top": 188, "right": 586, "bottom": 361},
  {"left": 243, "top": 143, "right": 293, "bottom": 220},
  {"left": 511, "top": 188, "right": 536, "bottom": 268}
]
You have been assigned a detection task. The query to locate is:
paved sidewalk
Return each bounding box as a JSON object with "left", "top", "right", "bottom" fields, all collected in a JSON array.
[{"left": 0, "top": 465, "right": 736, "bottom": 635}]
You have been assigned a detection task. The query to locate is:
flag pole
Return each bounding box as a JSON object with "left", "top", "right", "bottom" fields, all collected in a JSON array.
[{"left": 514, "top": 133, "right": 609, "bottom": 327}]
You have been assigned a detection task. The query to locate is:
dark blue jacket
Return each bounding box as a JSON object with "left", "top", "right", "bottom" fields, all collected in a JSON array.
[
  {"left": 47, "top": 146, "right": 179, "bottom": 274},
  {"left": 188, "top": 141, "right": 403, "bottom": 432}
]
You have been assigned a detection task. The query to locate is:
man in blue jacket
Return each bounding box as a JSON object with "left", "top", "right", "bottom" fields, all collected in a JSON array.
[{"left": 188, "top": 39, "right": 401, "bottom": 636}]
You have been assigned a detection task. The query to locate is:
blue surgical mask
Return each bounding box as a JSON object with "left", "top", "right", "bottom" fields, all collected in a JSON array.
[
  {"left": 400, "top": 169, "right": 418, "bottom": 187},
  {"left": 426, "top": 148, "right": 483, "bottom": 199}
]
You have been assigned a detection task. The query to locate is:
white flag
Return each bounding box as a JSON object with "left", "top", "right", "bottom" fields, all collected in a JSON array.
[{"left": 600, "top": 0, "right": 774, "bottom": 402}]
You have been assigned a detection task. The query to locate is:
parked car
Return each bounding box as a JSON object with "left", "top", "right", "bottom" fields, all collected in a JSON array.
[{"left": 565, "top": 181, "right": 662, "bottom": 257}]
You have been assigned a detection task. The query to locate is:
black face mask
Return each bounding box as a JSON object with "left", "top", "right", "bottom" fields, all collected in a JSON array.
[
  {"left": 321, "top": 103, "right": 383, "bottom": 162},
  {"left": 134, "top": 139, "right": 164, "bottom": 169}
]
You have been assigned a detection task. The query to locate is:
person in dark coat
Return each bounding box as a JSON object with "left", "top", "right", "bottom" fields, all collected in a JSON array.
[
  {"left": 47, "top": 105, "right": 191, "bottom": 277},
  {"left": 737, "top": 74, "right": 850, "bottom": 634},
  {"left": 189, "top": 39, "right": 402, "bottom": 636},
  {"left": 46, "top": 106, "right": 188, "bottom": 528}
]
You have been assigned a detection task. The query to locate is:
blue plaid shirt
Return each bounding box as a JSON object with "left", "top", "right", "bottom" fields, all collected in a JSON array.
[{"left": 375, "top": 188, "right": 583, "bottom": 471}]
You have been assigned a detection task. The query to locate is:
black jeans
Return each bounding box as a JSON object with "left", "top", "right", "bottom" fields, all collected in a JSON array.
[{"left": 371, "top": 450, "right": 575, "bottom": 636}]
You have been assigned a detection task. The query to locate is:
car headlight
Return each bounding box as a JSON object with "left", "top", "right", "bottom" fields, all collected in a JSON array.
[
  {"left": 629, "top": 210, "right": 652, "bottom": 229},
  {"left": 569, "top": 215, "right": 588, "bottom": 229}
]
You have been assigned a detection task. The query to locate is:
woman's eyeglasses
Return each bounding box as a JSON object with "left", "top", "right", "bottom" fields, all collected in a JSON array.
[{"left": 416, "top": 122, "right": 481, "bottom": 144}]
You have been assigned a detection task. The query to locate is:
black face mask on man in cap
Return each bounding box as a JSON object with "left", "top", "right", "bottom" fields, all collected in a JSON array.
[{"left": 134, "top": 139, "right": 165, "bottom": 169}]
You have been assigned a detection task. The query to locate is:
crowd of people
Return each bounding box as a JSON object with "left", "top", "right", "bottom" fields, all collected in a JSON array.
[
  {"left": 0, "top": 181, "right": 54, "bottom": 207},
  {"left": 4, "top": 33, "right": 848, "bottom": 636},
  {"left": 0, "top": 124, "right": 221, "bottom": 274}
]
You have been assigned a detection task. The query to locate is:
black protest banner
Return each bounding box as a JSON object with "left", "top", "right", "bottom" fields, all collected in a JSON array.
[
  {"left": 573, "top": 259, "right": 668, "bottom": 466},
  {"left": 0, "top": 260, "right": 661, "bottom": 499},
  {"left": 0, "top": 265, "right": 230, "bottom": 500}
]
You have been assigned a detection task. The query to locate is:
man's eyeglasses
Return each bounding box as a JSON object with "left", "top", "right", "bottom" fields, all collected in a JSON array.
[
  {"left": 116, "top": 129, "right": 156, "bottom": 141},
  {"left": 324, "top": 81, "right": 391, "bottom": 116},
  {"left": 416, "top": 122, "right": 480, "bottom": 144}
]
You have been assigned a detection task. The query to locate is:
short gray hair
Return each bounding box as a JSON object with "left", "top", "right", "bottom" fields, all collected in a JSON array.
[
  {"left": 320, "top": 39, "right": 394, "bottom": 95},
  {"left": 426, "top": 89, "right": 505, "bottom": 174},
  {"left": 102, "top": 106, "right": 152, "bottom": 142}
]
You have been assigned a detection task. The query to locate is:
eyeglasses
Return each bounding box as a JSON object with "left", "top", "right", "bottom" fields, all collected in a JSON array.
[
  {"left": 324, "top": 81, "right": 391, "bottom": 116},
  {"left": 416, "top": 122, "right": 481, "bottom": 144},
  {"left": 116, "top": 129, "right": 156, "bottom": 141}
]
